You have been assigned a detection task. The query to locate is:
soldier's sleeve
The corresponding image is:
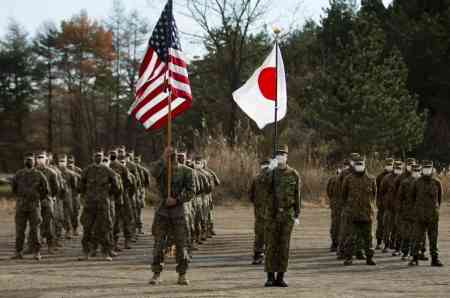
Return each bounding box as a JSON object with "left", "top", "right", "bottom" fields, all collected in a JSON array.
[
  {"left": 12, "top": 172, "right": 18, "bottom": 195},
  {"left": 294, "top": 172, "right": 301, "bottom": 218},
  {"left": 179, "top": 167, "right": 195, "bottom": 203},
  {"left": 50, "top": 171, "right": 60, "bottom": 197},
  {"left": 341, "top": 176, "right": 350, "bottom": 206},
  {"left": 249, "top": 177, "right": 257, "bottom": 203},
  {"left": 38, "top": 172, "right": 50, "bottom": 199},
  {"left": 436, "top": 179, "right": 443, "bottom": 206},
  {"left": 79, "top": 168, "right": 88, "bottom": 195},
  {"left": 326, "top": 178, "right": 333, "bottom": 199}
]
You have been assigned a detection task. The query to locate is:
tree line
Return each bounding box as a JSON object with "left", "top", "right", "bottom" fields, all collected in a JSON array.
[{"left": 1, "top": 0, "right": 449, "bottom": 172}]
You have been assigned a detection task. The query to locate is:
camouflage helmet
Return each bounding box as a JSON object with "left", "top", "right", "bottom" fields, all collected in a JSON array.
[
  {"left": 275, "top": 145, "right": 288, "bottom": 155},
  {"left": 412, "top": 164, "right": 422, "bottom": 171},
  {"left": 406, "top": 158, "right": 416, "bottom": 166},
  {"left": 353, "top": 156, "right": 365, "bottom": 164},
  {"left": 394, "top": 160, "right": 404, "bottom": 169},
  {"left": 422, "top": 160, "right": 433, "bottom": 168},
  {"left": 24, "top": 152, "right": 35, "bottom": 160},
  {"left": 58, "top": 154, "right": 68, "bottom": 162},
  {"left": 385, "top": 158, "right": 394, "bottom": 165},
  {"left": 349, "top": 152, "right": 360, "bottom": 161}
]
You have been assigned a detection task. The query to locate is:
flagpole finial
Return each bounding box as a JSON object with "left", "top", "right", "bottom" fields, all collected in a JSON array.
[{"left": 272, "top": 26, "right": 281, "bottom": 36}]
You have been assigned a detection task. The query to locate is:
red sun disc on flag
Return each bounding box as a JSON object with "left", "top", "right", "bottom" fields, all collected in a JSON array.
[{"left": 258, "top": 67, "right": 277, "bottom": 101}]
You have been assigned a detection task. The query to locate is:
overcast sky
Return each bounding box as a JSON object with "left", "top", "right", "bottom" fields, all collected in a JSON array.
[{"left": 0, "top": 0, "right": 392, "bottom": 57}]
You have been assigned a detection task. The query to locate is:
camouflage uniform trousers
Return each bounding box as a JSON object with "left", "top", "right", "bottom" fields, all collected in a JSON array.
[
  {"left": 254, "top": 215, "right": 265, "bottom": 255},
  {"left": 151, "top": 214, "right": 189, "bottom": 274},
  {"left": 400, "top": 217, "right": 414, "bottom": 256},
  {"left": 330, "top": 203, "right": 340, "bottom": 247},
  {"left": 193, "top": 196, "right": 204, "bottom": 243},
  {"left": 16, "top": 207, "right": 42, "bottom": 253},
  {"left": 206, "top": 194, "right": 215, "bottom": 234},
  {"left": 41, "top": 197, "right": 55, "bottom": 243},
  {"left": 135, "top": 189, "right": 145, "bottom": 231},
  {"left": 338, "top": 209, "right": 363, "bottom": 257},
  {"left": 113, "top": 195, "right": 133, "bottom": 243},
  {"left": 264, "top": 215, "right": 294, "bottom": 273},
  {"left": 376, "top": 208, "right": 385, "bottom": 244},
  {"left": 184, "top": 202, "right": 195, "bottom": 253},
  {"left": 129, "top": 194, "right": 138, "bottom": 237},
  {"left": 81, "top": 199, "right": 113, "bottom": 254},
  {"left": 62, "top": 192, "right": 74, "bottom": 235},
  {"left": 54, "top": 197, "right": 65, "bottom": 239},
  {"left": 411, "top": 218, "right": 439, "bottom": 258},
  {"left": 343, "top": 220, "right": 374, "bottom": 260},
  {"left": 201, "top": 195, "right": 209, "bottom": 239},
  {"left": 71, "top": 194, "right": 81, "bottom": 232},
  {"left": 383, "top": 210, "right": 398, "bottom": 249}
]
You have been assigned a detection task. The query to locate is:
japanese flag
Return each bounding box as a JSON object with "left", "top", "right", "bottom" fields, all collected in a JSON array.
[{"left": 232, "top": 45, "right": 287, "bottom": 130}]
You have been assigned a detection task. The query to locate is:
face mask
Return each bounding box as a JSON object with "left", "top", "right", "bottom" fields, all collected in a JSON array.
[
  {"left": 350, "top": 161, "right": 355, "bottom": 167},
  {"left": 412, "top": 172, "right": 421, "bottom": 179},
  {"left": 385, "top": 166, "right": 393, "bottom": 172},
  {"left": 343, "top": 166, "right": 350, "bottom": 171},
  {"left": 394, "top": 169, "right": 402, "bottom": 175},
  {"left": 337, "top": 169, "right": 342, "bottom": 175},
  {"left": 58, "top": 162, "right": 67, "bottom": 167},
  {"left": 261, "top": 165, "right": 269, "bottom": 171},
  {"left": 275, "top": 155, "right": 287, "bottom": 166},
  {"left": 422, "top": 168, "right": 433, "bottom": 176},
  {"left": 406, "top": 166, "right": 412, "bottom": 172},
  {"left": 354, "top": 165, "right": 365, "bottom": 173},
  {"left": 102, "top": 161, "right": 110, "bottom": 167}
]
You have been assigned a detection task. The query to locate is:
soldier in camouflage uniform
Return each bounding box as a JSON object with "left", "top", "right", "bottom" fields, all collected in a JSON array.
[
  {"left": 409, "top": 161, "right": 444, "bottom": 267},
  {"left": 57, "top": 155, "right": 80, "bottom": 239},
  {"left": 249, "top": 159, "right": 270, "bottom": 265},
  {"left": 263, "top": 146, "right": 301, "bottom": 288},
  {"left": 194, "top": 157, "right": 211, "bottom": 243},
  {"left": 149, "top": 147, "right": 195, "bottom": 286},
  {"left": 35, "top": 151, "right": 61, "bottom": 254},
  {"left": 187, "top": 159, "right": 205, "bottom": 246},
  {"left": 341, "top": 157, "right": 377, "bottom": 266},
  {"left": 11, "top": 153, "right": 50, "bottom": 261},
  {"left": 135, "top": 155, "right": 151, "bottom": 235},
  {"left": 78, "top": 151, "right": 121, "bottom": 261},
  {"left": 203, "top": 160, "right": 220, "bottom": 237},
  {"left": 48, "top": 154, "right": 68, "bottom": 246},
  {"left": 375, "top": 158, "right": 394, "bottom": 249},
  {"left": 390, "top": 158, "right": 415, "bottom": 256},
  {"left": 397, "top": 164, "right": 421, "bottom": 260},
  {"left": 326, "top": 168, "right": 341, "bottom": 252},
  {"left": 110, "top": 149, "right": 134, "bottom": 251},
  {"left": 379, "top": 160, "right": 403, "bottom": 253},
  {"left": 67, "top": 155, "right": 83, "bottom": 235}
]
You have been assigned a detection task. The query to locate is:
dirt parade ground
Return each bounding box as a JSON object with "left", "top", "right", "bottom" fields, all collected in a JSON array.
[{"left": 0, "top": 203, "right": 449, "bottom": 298}]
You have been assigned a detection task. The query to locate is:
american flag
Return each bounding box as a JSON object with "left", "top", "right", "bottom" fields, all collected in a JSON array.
[{"left": 129, "top": 0, "right": 192, "bottom": 130}]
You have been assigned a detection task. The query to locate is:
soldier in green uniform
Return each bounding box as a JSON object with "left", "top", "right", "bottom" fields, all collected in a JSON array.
[
  {"left": 57, "top": 155, "right": 80, "bottom": 239},
  {"left": 341, "top": 157, "right": 377, "bottom": 266},
  {"left": 409, "top": 161, "right": 444, "bottom": 267},
  {"left": 149, "top": 147, "right": 195, "bottom": 286},
  {"left": 379, "top": 160, "right": 403, "bottom": 253},
  {"left": 263, "top": 145, "right": 301, "bottom": 288},
  {"left": 375, "top": 158, "right": 394, "bottom": 249},
  {"left": 11, "top": 153, "right": 50, "bottom": 260},
  {"left": 67, "top": 155, "right": 82, "bottom": 236},
  {"left": 78, "top": 151, "right": 121, "bottom": 261},
  {"left": 249, "top": 159, "right": 270, "bottom": 265},
  {"left": 327, "top": 168, "right": 341, "bottom": 252},
  {"left": 397, "top": 164, "right": 421, "bottom": 260},
  {"left": 203, "top": 160, "right": 220, "bottom": 237},
  {"left": 135, "top": 155, "right": 151, "bottom": 235},
  {"left": 110, "top": 149, "right": 134, "bottom": 251},
  {"left": 391, "top": 158, "right": 415, "bottom": 256},
  {"left": 35, "top": 151, "right": 61, "bottom": 254}
]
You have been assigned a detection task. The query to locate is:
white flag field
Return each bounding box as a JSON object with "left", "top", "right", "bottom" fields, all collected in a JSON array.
[{"left": 232, "top": 45, "right": 287, "bottom": 130}]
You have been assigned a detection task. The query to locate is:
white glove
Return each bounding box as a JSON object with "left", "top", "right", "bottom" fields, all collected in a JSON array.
[
  {"left": 294, "top": 218, "right": 300, "bottom": 226},
  {"left": 269, "top": 158, "right": 278, "bottom": 170}
]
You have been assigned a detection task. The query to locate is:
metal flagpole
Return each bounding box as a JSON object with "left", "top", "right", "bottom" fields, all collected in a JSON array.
[
  {"left": 166, "top": 0, "right": 174, "bottom": 203},
  {"left": 272, "top": 28, "right": 280, "bottom": 158}
]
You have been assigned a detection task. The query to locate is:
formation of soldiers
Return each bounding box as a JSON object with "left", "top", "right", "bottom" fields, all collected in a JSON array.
[
  {"left": 10, "top": 146, "right": 219, "bottom": 285},
  {"left": 327, "top": 153, "right": 444, "bottom": 267},
  {"left": 249, "top": 146, "right": 301, "bottom": 287}
]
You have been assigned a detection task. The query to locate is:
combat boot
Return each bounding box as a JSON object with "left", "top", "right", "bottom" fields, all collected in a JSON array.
[
  {"left": 177, "top": 274, "right": 190, "bottom": 285},
  {"left": 34, "top": 252, "right": 42, "bottom": 261},
  {"left": 109, "top": 250, "right": 118, "bottom": 258},
  {"left": 375, "top": 239, "right": 382, "bottom": 250},
  {"left": 23, "top": 246, "right": 33, "bottom": 255},
  {"left": 401, "top": 253, "right": 408, "bottom": 261},
  {"left": 418, "top": 252, "right": 429, "bottom": 261},
  {"left": 73, "top": 229, "right": 80, "bottom": 236},
  {"left": 264, "top": 273, "right": 276, "bottom": 287},
  {"left": 408, "top": 256, "right": 418, "bottom": 266},
  {"left": 392, "top": 250, "right": 400, "bottom": 257},
  {"left": 343, "top": 258, "right": 353, "bottom": 266},
  {"left": 366, "top": 257, "right": 376, "bottom": 266},
  {"left": 11, "top": 252, "right": 23, "bottom": 260},
  {"left": 124, "top": 239, "right": 132, "bottom": 249},
  {"left": 48, "top": 241, "right": 58, "bottom": 254},
  {"left": 382, "top": 246, "right": 389, "bottom": 253},
  {"left": 138, "top": 228, "right": 145, "bottom": 235},
  {"left": 149, "top": 272, "right": 162, "bottom": 285},
  {"left": 78, "top": 252, "right": 89, "bottom": 261},
  {"left": 55, "top": 239, "right": 64, "bottom": 248},
  {"left": 275, "top": 272, "right": 288, "bottom": 287},
  {"left": 431, "top": 257, "right": 443, "bottom": 267},
  {"left": 65, "top": 230, "right": 73, "bottom": 240},
  {"left": 103, "top": 253, "right": 113, "bottom": 261}
]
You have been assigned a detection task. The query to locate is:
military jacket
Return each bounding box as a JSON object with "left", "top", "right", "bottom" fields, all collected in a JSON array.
[
  {"left": 342, "top": 172, "right": 376, "bottom": 222},
  {"left": 376, "top": 170, "right": 391, "bottom": 210},
  {"left": 249, "top": 170, "right": 270, "bottom": 217},
  {"left": 35, "top": 165, "right": 60, "bottom": 197},
  {"left": 80, "top": 163, "right": 121, "bottom": 202},
  {"left": 397, "top": 176, "right": 417, "bottom": 220},
  {"left": 379, "top": 173, "right": 401, "bottom": 212},
  {"left": 12, "top": 168, "right": 50, "bottom": 211},
  {"left": 411, "top": 176, "right": 443, "bottom": 221}
]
